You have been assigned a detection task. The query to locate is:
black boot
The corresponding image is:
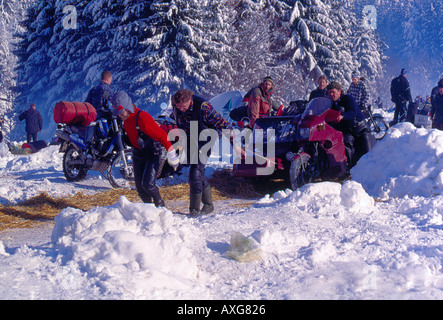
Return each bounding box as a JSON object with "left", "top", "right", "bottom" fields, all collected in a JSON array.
[
  {"left": 148, "top": 187, "right": 165, "bottom": 208},
  {"left": 200, "top": 186, "right": 214, "bottom": 215},
  {"left": 189, "top": 193, "right": 202, "bottom": 217}
]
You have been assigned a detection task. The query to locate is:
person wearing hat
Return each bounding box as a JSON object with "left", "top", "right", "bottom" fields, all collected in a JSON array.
[
  {"left": 430, "top": 81, "right": 443, "bottom": 130},
  {"left": 327, "top": 81, "right": 374, "bottom": 168},
  {"left": 246, "top": 76, "right": 278, "bottom": 128},
  {"left": 390, "top": 68, "right": 412, "bottom": 124},
  {"left": 111, "top": 91, "right": 179, "bottom": 208},
  {"left": 347, "top": 72, "right": 370, "bottom": 116}
]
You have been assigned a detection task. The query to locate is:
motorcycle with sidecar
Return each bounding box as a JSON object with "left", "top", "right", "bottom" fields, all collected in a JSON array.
[{"left": 232, "top": 97, "right": 350, "bottom": 190}]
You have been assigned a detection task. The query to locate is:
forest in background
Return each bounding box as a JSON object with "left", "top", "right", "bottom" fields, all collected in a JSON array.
[{"left": 0, "top": 0, "right": 441, "bottom": 141}]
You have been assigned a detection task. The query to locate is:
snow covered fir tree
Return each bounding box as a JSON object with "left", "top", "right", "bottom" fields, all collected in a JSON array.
[{"left": 0, "top": 0, "right": 440, "bottom": 141}]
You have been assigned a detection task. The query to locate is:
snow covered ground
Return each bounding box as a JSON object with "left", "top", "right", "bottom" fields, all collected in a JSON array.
[{"left": 2, "top": 121, "right": 443, "bottom": 300}]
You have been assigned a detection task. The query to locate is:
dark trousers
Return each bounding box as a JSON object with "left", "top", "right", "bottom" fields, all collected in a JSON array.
[
  {"left": 132, "top": 151, "right": 163, "bottom": 205},
  {"left": 189, "top": 163, "right": 210, "bottom": 195},
  {"left": 393, "top": 101, "right": 407, "bottom": 123},
  {"left": 26, "top": 132, "right": 38, "bottom": 143},
  {"left": 343, "top": 126, "right": 374, "bottom": 168},
  {"left": 432, "top": 121, "right": 443, "bottom": 130}
]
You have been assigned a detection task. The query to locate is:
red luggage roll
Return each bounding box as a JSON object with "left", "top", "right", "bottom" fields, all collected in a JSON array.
[{"left": 54, "top": 101, "right": 97, "bottom": 126}]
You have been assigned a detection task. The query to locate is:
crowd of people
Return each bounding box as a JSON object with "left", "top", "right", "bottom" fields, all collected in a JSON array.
[{"left": 17, "top": 69, "right": 441, "bottom": 217}]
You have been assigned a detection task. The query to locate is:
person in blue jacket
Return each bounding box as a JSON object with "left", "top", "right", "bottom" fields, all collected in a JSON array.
[
  {"left": 19, "top": 103, "right": 43, "bottom": 143},
  {"left": 85, "top": 70, "right": 114, "bottom": 119},
  {"left": 327, "top": 81, "right": 374, "bottom": 167}
]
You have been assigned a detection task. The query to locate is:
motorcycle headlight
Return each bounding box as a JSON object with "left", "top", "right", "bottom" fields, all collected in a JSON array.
[{"left": 297, "top": 127, "right": 310, "bottom": 139}]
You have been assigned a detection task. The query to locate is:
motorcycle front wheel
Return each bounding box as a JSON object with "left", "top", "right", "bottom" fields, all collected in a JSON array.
[
  {"left": 289, "top": 153, "right": 313, "bottom": 190},
  {"left": 107, "top": 150, "right": 135, "bottom": 189},
  {"left": 63, "top": 145, "right": 88, "bottom": 182},
  {"left": 369, "top": 115, "right": 389, "bottom": 140}
]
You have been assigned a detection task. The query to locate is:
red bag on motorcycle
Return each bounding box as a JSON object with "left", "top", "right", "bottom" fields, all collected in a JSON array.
[{"left": 53, "top": 101, "right": 97, "bottom": 126}]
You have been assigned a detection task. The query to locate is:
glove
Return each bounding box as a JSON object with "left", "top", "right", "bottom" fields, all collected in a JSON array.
[{"left": 167, "top": 150, "right": 180, "bottom": 170}]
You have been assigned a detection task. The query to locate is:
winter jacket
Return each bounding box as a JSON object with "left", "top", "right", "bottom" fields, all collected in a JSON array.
[
  {"left": 19, "top": 108, "right": 43, "bottom": 134},
  {"left": 85, "top": 81, "right": 114, "bottom": 118},
  {"left": 347, "top": 81, "right": 369, "bottom": 108},
  {"left": 331, "top": 94, "right": 366, "bottom": 134},
  {"left": 173, "top": 95, "right": 232, "bottom": 165},
  {"left": 431, "top": 86, "right": 439, "bottom": 105},
  {"left": 309, "top": 87, "right": 328, "bottom": 101},
  {"left": 390, "top": 75, "right": 412, "bottom": 104},
  {"left": 431, "top": 93, "right": 443, "bottom": 125},
  {"left": 123, "top": 106, "right": 172, "bottom": 157},
  {"left": 247, "top": 84, "right": 273, "bottom": 127}
]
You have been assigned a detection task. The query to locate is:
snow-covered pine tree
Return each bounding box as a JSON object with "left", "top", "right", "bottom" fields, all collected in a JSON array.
[
  {"left": 15, "top": 1, "right": 56, "bottom": 110},
  {"left": 220, "top": 0, "right": 280, "bottom": 92},
  {"left": 1, "top": 0, "right": 32, "bottom": 138},
  {"left": 128, "top": 0, "right": 230, "bottom": 110},
  {"left": 12, "top": 0, "right": 388, "bottom": 139}
]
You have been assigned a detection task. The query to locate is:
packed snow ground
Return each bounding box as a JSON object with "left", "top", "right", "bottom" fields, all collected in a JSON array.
[{"left": 2, "top": 121, "right": 443, "bottom": 300}]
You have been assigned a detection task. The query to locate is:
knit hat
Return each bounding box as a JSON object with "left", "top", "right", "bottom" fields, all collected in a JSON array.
[
  {"left": 111, "top": 91, "right": 134, "bottom": 115},
  {"left": 351, "top": 72, "right": 359, "bottom": 79},
  {"left": 262, "top": 76, "right": 274, "bottom": 84},
  {"left": 401, "top": 68, "right": 407, "bottom": 75}
]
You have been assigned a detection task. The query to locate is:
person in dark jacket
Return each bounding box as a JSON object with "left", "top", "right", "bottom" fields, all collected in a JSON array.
[
  {"left": 309, "top": 75, "right": 328, "bottom": 101},
  {"left": 85, "top": 70, "right": 114, "bottom": 119},
  {"left": 327, "top": 81, "right": 373, "bottom": 167},
  {"left": 390, "top": 68, "right": 412, "bottom": 124},
  {"left": 171, "top": 89, "right": 241, "bottom": 217},
  {"left": 19, "top": 103, "right": 43, "bottom": 143},
  {"left": 111, "top": 91, "right": 179, "bottom": 208},
  {"left": 431, "top": 78, "right": 443, "bottom": 106},
  {"left": 430, "top": 82, "right": 443, "bottom": 130}
]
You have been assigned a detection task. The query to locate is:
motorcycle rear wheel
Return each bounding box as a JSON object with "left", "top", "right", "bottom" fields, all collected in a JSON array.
[
  {"left": 63, "top": 145, "right": 88, "bottom": 182},
  {"left": 107, "top": 150, "right": 135, "bottom": 189},
  {"left": 289, "top": 154, "right": 313, "bottom": 190},
  {"left": 369, "top": 115, "right": 389, "bottom": 140}
]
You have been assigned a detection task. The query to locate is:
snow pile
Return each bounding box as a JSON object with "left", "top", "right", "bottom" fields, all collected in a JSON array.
[
  {"left": 352, "top": 122, "right": 443, "bottom": 199},
  {"left": 3, "top": 123, "right": 443, "bottom": 299},
  {"left": 51, "top": 196, "right": 209, "bottom": 299}
]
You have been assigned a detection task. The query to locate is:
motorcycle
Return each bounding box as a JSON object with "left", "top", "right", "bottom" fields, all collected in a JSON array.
[
  {"left": 364, "top": 105, "right": 389, "bottom": 140},
  {"left": 287, "top": 97, "right": 348, "bottom": 190},
  {"left": 232, "top": 97, "right": 349, "bottom": 190},
  {"left": 55, "top": 112, "right": 134, "bottom": 189}
]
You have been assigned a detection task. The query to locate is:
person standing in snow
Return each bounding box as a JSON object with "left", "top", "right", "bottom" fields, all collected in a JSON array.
[
  {"left": 327, "top": 81, "right": 373, "bottom": 168},
  {"left": 430, "top": 82, "right": 443, "bottom": 130},
  {"left": 390, "top": 68, "right": 412, "bottom": 124},
  {"left": 111, "top": 91, "right": 179, "bottom": 208},
  {"left": 171, "top": 89, "right": 241, "bottom": 217},
  {"left": 309, "top": 75, "right": 329, "bottom": 101},
  {"left": 347, "top": 72, "right": 370, "bottom": 117},
  {"left": 85, "top": 70, "right": 114, "bottom": 119},
  {"left": 18, "top": 103, "right": 43, "bottom": 143},
  {"left": 431, "top": 78, "right": 443, "bottom": 106}
]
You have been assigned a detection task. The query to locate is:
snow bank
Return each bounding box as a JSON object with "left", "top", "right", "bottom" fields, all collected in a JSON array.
[
  {"left": 51, "top": 196, "right": 209, "bottom": 299},
  {"left": 352, "top": 123, "right": 443, "bottom": 199}
]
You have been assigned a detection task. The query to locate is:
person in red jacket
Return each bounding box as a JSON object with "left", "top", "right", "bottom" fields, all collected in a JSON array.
[
  {"left": 111, "top": 91, "right": 179, "bottom": 207},
  {"left": 247, "top": 76, "right": 275, "bottom": 127}
]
